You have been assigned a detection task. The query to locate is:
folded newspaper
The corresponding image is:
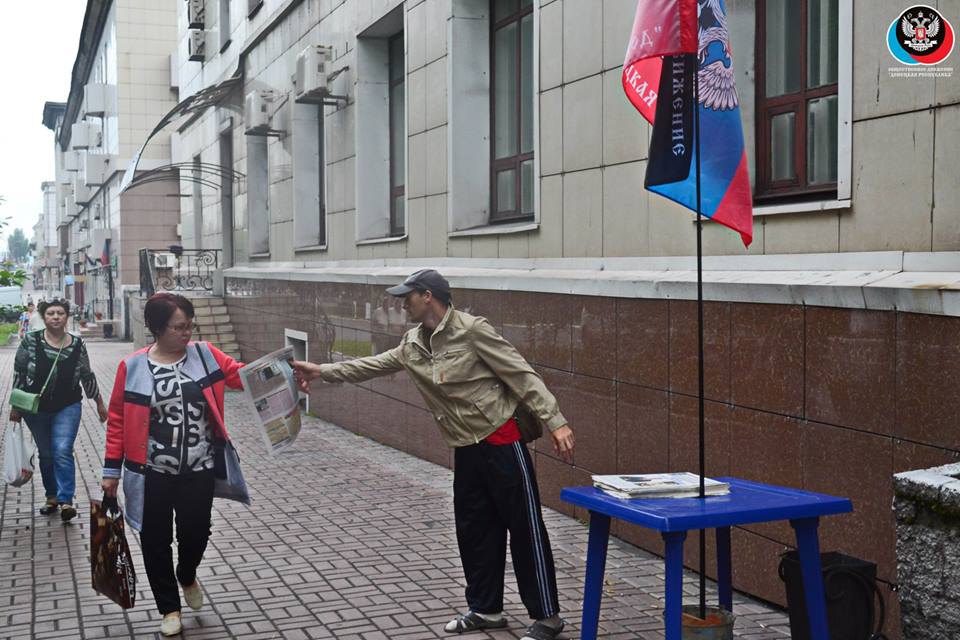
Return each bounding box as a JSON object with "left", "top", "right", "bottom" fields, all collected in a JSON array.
[
  {"left": 238, "top": 346, "right": 302, "bottom": 454},
  {"left": 592, "top": 472, "right": 730, "bottom": 499}
]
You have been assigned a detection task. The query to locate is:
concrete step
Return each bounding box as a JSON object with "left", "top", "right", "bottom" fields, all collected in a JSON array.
[
  {"left": 195, "top": 305, "right": 228, "bottom": 317},
  {"left": 79, "top": 325, "right": 104, "bottom": 337},
  {"left": 188, "top": 298, "right": 235, "bottom": 355},
  {"left": 195, "top": 314, "right": 231, "bottom": 326},
  {"left": 189, "top": 297, "right": 223, "bottom": 307},
  {"left": 195, "top": 336, "right": 237, "bottom": 348},
  {"left": 204, "top": 324, "right": 234, "bottom": 334}
]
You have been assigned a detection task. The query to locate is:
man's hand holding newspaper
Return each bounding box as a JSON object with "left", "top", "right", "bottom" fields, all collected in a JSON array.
[
  {"left": 289, "top": 360, "right": 323, "bottom": 394},
  {"left": 239, "top": 346, "right": 303, "bottom": 454}
]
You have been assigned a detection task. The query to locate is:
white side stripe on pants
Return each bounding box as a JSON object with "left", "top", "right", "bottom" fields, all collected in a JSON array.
[{"left": 512, "top": 441, "right": 554, "bottom": 616}]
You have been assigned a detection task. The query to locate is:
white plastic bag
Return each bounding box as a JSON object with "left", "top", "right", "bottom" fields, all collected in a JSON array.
[{"left": 3, "top": 422, "right": 35, "bottom": 487}]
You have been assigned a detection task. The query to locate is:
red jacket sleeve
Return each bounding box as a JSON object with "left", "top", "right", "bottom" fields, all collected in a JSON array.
[
  {"left": 209, "top": 343, "right": 245, "bottom": 390},
  {"left": 102, "top": 359, "right": 127, "bottom": 478}
]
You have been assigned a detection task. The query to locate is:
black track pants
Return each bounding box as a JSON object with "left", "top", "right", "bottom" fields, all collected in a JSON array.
[{"left": 453, "top": 440, "right": 559, "bottom": 620}]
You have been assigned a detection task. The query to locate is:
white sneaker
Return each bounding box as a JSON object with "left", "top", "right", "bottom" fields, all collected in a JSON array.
[
  {"left": 182, "top": 579, "right": 203, "bottom": 610},
  {"left": 160, "top": 612, "right": 182, "bottom": 636}
]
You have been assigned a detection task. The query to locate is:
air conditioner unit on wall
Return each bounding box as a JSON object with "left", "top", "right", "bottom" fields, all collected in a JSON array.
[
  {"left": 91, "top": 228, "right": 111, "bottom": 252},
  {"left": 188, "top": 29, "right": 205, "bottom": 62},
  {"left": 83, "top": 154, "right": 114, "bottom": 187},
  {"left": 71, "top": 122, "right": 102, "bottom": 150},
  {"left": 65, "top": 198, "right": 78, "bottom": 220},
  {"left": 244, "top": 90, "right": 274, "bottom": 134},
  {"left": 154, "top": 252, "right": 176, "bottom": 269},
  {"left": 63, "top": 150, "right": 81, "bottom": 172},
  {"left": 82, "top": 83, "right": 117, "bottom": 117},
  {"left": 73, "top": 175, "right": 93, "bottom": 206},
  {"left": 187, "top": 0, "right": 205, "bottom": 29},
  {"left": 294, "top": 45, "right": 334, "bottom": 104}
]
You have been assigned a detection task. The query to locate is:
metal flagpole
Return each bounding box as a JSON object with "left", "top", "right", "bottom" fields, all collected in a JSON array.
[{"left": 693, "top": 50, "right": 707, "bottom": 620}]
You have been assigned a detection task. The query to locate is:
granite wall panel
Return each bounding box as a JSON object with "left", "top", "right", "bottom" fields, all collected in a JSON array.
[{"left": 225, "top": 276, "right": 960, "bottom": 625}]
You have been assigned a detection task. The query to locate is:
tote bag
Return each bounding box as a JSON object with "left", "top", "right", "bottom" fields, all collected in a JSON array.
[
  {"left": 90, "top": 497, "right": 137, "bottom": 609},
  {"left": 3, "top": 422, "right": 35, "bottom": 487}
]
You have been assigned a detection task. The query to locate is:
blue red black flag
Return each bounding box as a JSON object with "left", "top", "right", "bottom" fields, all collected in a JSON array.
[{"left": 622, "top": 0, "right": 753, "bottom": 246}]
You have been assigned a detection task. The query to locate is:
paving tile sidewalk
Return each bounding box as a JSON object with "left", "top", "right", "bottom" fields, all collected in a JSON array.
[{"left": 0, "top": 341, "right": 790, "bottom": 639}]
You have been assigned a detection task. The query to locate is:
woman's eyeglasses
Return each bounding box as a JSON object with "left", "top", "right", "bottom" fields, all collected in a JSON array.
[{"left": 167, "top": 323, "right": 196, "bottom": 334}]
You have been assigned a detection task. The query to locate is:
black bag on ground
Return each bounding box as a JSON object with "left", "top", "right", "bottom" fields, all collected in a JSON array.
[
  {"left": 90, "top": 497, "right": 137, "bottom": 609},
  {"left": 779, "top": 550, "right": 886, "bottom": 640}
]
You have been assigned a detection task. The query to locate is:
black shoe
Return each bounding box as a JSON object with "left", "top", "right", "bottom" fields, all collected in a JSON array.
[
  {"left": 60, "top": 504, "right": 77, "bottom": 522},
  {"left": 39, "top": 499, "right": 59, "bottom": 516},
  {"left": 444, "top": 611, "right": 508, "bottom": 634},
  {"left": 522, "top": 619, "right": 565, "bottom": 640}
]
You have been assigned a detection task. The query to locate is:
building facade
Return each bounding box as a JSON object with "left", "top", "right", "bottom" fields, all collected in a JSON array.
[
  {"left": 159, "top": 0, "right": 959, "bottom": 635},
  {"left": 30, "top": 181, "right": 62, "bottom": 300},
  {"left": 43, "top": 0, "right": 181, "bottom": 337}
]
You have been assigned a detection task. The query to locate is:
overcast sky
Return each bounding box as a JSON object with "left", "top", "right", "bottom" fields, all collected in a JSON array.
[{"left": 0, "top": 2, "right": 88, "bottom": 248}]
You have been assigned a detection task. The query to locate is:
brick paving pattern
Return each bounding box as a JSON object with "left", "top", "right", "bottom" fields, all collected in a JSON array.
[{"left": 0, "top": 341, "right": 791, "bottom": 639}]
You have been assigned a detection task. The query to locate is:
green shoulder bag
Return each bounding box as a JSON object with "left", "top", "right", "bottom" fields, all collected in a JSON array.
[{"left": 10, "top": 336, "right": 67, "bottom": 414}]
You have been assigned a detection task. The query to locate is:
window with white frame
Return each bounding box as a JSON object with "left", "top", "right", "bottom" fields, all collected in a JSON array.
[
  {"left": 355, "top": 5, "right": 405, "bottom": 242},
  {"left": 219, "top": 0, "right": 231, "bottom": 51},
  {"left": 218, "top": 128, "right": 235, "bottom": 267},
  {"left": 447, "top": 0, "right": 538, "bottom": 232},
  {"left": 388, "top": 32, "right": 406, "bottom": 237},
  {"left": 191, "top": 155, "right": 203, "bottom": 248},
  {"left": 246, "top": 137, "right": 269, "bottom": 255}
]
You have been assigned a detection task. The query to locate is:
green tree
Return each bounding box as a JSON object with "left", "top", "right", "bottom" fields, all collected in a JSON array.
[
  {"left": 7, "top": 228, "right": 30, "bottom": 263},
  {"left": 0, "top": 197, "right": 26, "bottom": 289}
]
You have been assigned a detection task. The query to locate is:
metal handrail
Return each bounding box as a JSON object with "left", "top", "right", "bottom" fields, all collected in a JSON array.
[{"left": 139, "top": 247, "right": 221, "bottom": 295}]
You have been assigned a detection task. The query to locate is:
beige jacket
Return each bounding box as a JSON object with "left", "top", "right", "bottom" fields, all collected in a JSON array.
[{"left": 318, "top": 306, "right": 567, "bottom": 447}]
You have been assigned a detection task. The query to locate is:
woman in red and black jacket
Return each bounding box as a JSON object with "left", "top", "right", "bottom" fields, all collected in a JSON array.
[{"left": 101, "top": 293, "right": 247, "bottom": 637}]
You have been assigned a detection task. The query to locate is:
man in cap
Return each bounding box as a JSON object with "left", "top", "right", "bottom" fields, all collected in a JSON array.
[{"left": 291, "top": 268, "right": 574, "bottom": 640}]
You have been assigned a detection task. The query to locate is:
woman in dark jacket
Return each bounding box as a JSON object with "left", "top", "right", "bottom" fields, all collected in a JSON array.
[{"left": 9, "top": 299, "right": 108, "bottom": 521}]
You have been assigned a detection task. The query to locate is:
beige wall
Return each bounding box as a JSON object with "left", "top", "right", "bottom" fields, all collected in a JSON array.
[
  {"left": 118, "top": 181, "right": 182, "bottom": 286},
  {"left": 116, "top": 0, "right": 179, "bottom": 163},
  {"left": 170, "top": 0, "right": 957, "bottom": 266}
]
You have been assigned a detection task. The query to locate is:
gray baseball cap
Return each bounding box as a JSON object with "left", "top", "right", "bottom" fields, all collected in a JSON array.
[{"left": 386, "top": 269, "right": 451, "bottom": 302}]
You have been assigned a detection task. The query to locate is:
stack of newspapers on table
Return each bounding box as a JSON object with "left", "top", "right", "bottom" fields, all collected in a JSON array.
[{"left": 592, "top": 472, "right": 730, "bottom": 499}]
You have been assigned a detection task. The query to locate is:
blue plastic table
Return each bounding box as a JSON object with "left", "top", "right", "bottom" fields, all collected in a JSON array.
[{"left": 560, "top": 478, "right": 852, "bottom": 640}]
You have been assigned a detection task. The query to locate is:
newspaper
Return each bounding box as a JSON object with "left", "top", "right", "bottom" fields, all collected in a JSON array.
[
  {"left": 592, "top": 472, "right": 730, "bottom": 499},
  {"left": 238, "top": 346, "right": 302, "bottom": 454}
]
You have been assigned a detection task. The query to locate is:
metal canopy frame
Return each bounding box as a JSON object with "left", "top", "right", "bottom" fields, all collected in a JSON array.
[
  {"left": 124, "top": 161, "right": 245, "bottom": 192},
  {"left": 120, "top": 73, "right": 242, "bottom": 193}
]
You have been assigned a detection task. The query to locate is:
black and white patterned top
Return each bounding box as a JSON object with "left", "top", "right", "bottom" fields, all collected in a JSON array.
[{"left": 146, "top": 355, "right": 215, "bottom": 475}]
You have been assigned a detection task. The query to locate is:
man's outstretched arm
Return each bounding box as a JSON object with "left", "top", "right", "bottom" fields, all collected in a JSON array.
[{"left": 291, "top": 345, "right": 404, "bottom": 391}]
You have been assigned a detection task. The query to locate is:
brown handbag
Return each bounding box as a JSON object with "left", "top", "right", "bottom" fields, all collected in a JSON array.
[{"left": 90, "top": 497, "right": 137, "bottom": 609}]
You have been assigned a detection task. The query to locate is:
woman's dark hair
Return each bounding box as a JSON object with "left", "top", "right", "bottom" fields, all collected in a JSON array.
[
  {"left": 144, "top": 293, "right": 195, "bottom": 338},
  {"left": 38, "top": 299, "right": 70, "bottom": 316}
]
